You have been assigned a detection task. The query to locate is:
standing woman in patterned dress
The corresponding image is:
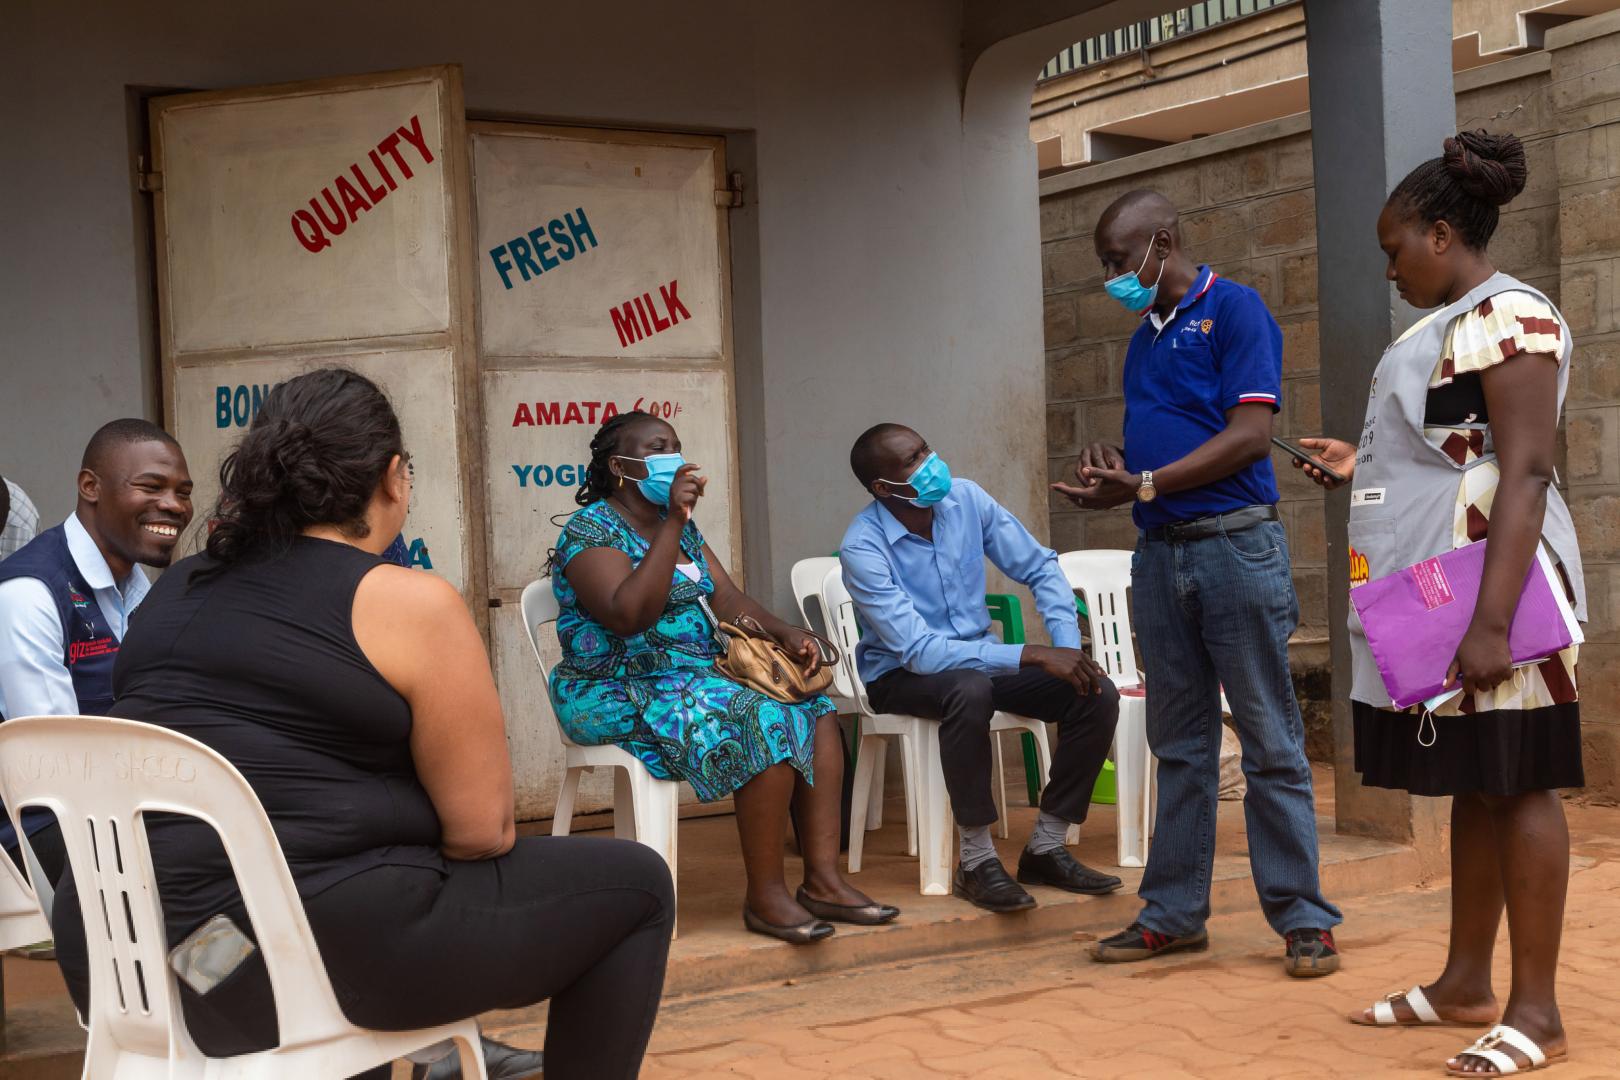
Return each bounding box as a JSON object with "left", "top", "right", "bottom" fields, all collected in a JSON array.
[
  {"left": 1297, "top": 131, "right": 1586, "bottom": 1075},
  {"left": 549, "top": 411, "right": 899, "bottom": 944}
]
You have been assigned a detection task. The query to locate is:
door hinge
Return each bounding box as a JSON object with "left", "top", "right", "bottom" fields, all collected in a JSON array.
[
  {"left": 714, "top": 171, "right": 745, "bottom": 209},
  {"left": 137, "top": 156, "right": 163, "bottom": 193}
]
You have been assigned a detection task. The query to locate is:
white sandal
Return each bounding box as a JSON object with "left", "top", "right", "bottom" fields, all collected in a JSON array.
[
  {"left": 1356, "top": 985, "right": 1443, "bottom": 1026},
  {"left": 1446, "top": 1024, "right": 1564, "bottom": 1075}
]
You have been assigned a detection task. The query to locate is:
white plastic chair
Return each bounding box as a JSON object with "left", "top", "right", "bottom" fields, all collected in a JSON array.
[
  {"left": 1058, "top": 548, "right": 1233, "bottom": 868},
  {"left": 789, "top": 556, "right": 857, "bottom": 720},
  {"left": 0, "top": 714, "right": 486, "bottom": 1080},
  {"left": 789, "top": 556, "right": 903, "bottom": 841},
  {"left": 821, "top": 567, "right": 1054, "bottom": 895},
  {"left": 1059, "top": 550, "right": 1154, "bottom": 868},
  {"left": 519, "top": 579, "right": 679, "bottom": 917}
]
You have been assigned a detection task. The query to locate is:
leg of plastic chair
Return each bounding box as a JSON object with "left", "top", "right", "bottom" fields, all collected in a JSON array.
[
  {"left": 450, "top": 1028, "right": 489, "bottom": 1080},
  {"left": 654, "top": 776, "right": 681, "bottom": 937},
  {"left": 913, "top": 723, "right": 955, "bottom": 896},
  {"left": 1020, "top": 731, "right": 1041, "bottom": 806},
  {"left": 847, "top": 733, "right": 882, "bottom": 874},
  {"left": 1113, "top": 696, "right": 1150, "bottom": 868},
  {"left": 894, "top": 731, "right": 921, "bottom": 857},
  {"left": 614, "top": 765, "right": 637, "bottom": 841},
  {"left": 552, "top": 767, "right": 583, "bottom": 837},
  {"left": 993, "top": 731, "right": 1009, "bottom": 840},
  {"left": 866, "top": 738, "right": 887, "bottom": 831},
  {"left": 626, "top": 768, "right": 680, "bottom": 937}
]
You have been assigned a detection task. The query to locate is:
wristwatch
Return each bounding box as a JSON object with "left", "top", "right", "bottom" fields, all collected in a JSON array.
[{"left": 1136, "top": 470, "right": 1158, "bottom": 503}]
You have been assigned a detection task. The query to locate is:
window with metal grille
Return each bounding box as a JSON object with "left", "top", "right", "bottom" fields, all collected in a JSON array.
[{"left": 1039, "top": 0, "right": 1291, "bottom": 80}]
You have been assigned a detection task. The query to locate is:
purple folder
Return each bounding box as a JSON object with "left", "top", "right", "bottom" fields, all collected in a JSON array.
[{"left": 1350, "top": 541, "right": 1582, "bottom": 709}]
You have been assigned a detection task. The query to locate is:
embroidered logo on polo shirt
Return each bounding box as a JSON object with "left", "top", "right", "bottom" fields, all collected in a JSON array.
[{"left": 1201, "top": 319, "right": 1213, "bottom": 333}]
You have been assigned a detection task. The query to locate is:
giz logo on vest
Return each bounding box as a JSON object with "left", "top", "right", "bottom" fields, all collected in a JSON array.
[{"left": 68, "top": 637, "right": 116, "bottom": 664}]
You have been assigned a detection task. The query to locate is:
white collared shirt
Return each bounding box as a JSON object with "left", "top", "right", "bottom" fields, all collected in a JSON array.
[{"left": 0, "top": 512, "right": 151, "bottom": 719}]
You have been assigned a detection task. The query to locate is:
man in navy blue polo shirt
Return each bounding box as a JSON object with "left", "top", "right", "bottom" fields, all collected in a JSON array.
[{"left": 1055, "top": 189, "right": 1341, "bottom": 978}]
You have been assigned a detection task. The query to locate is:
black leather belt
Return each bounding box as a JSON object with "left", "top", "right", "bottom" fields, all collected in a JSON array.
[{"left": 1145, "top": 504, "right": 1279, "bottom": 543}]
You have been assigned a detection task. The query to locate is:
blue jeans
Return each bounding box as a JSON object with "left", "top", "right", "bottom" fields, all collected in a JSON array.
[{"left": 1132, "top": 519, "right": 1341, "bottom": 937}]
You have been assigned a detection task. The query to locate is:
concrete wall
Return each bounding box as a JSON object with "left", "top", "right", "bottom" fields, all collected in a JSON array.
[
  {"left": 0, "top": 0, "right": 1066, "bottom": 626},
  {"left": 1547, "top": 11, "right": 1620, "bottom": 795},
  {"left": 1039, "top": 28, "right": 1620, "bottom": 795}
]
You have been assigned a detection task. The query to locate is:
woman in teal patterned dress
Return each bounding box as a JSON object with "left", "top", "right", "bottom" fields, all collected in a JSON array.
[{"left": 550, "top": 411, "right": 898, "bottom": 943}]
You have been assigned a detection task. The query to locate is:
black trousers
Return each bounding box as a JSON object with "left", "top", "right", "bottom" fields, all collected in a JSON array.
[
  {"left": 865, "top": 666, "right": 1119, "bottom": 829},
  {"left": 52, "top": 835, "right": 673, "bottom": 1080}
]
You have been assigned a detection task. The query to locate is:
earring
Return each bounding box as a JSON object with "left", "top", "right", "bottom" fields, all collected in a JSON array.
[{"left": 618, "top": 474, "right": 625, "bottom": 488}]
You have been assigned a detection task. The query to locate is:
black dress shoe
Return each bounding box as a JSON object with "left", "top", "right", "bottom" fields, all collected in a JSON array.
[
  {"left": 952, "top": 859, "right": 1036, "bottom": 913},
  {"left": 795, "top": 886, "right": 901, "bottom": 925},
  {"left": 1016, "top": 847, "right": 1124, "bottom": 895},
  {"left": 411, "top": 1035, "right": 544, "bottom": 1080},
  {"left": 743, "top": 906, "right": 836, "bottom": 944}
]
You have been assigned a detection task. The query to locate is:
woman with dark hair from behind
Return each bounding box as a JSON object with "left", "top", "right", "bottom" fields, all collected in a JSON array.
[
  {"left": 48, "top": 367, "right": 671, "bottom": 1080},
  {"left": 549, "top": 410, "right": 898, "bottom": 943},
  {"left": 1295, "top": 132, "right": 1585, "bottom": 1074}
]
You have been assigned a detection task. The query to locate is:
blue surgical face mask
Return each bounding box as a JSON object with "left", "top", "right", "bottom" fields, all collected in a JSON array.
[
  {"left": 880, "top": 451, "right": 953, "bottom": 508},
  {"left": 1103, "top": 233, "right": 1165, "bottom": 313},
  {"left": 617, "top": 453, "right": 685, "bottom": 507}
]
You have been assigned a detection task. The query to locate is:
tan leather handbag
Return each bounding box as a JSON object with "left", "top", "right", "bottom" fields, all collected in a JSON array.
[{"left": 698, "top": 598, "right": 840, "bottom": 703}]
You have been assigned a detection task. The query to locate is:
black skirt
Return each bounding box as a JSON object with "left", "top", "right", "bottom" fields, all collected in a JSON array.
[{"left": 1353, "top": 700, "right": 1584, "bottom": 797}]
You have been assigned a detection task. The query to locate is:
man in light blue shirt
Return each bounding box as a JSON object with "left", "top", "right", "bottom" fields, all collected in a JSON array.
[
  {"left": 0, "top": 419, "right": 193, "bottom": 890},
  {"left": 840, "top": 423, "right": 1120, "bottom": 913}
]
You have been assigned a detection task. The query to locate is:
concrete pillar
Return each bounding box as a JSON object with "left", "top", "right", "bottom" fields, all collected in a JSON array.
[{"left": 1303, "top": 0, "right": 1454, "bottom": 861}]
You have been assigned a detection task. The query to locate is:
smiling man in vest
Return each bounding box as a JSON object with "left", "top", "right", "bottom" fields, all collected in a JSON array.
[
  {"left": 1056, "top": 190, "right": 1342, "bottom": 977},
  {"left": 0, "top": 419, "right": 194, "bottom": 889}
]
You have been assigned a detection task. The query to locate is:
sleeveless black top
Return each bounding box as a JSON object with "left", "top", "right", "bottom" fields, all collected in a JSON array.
[{"left": 108, "top": 537, "right": 445, "bottom": 938}]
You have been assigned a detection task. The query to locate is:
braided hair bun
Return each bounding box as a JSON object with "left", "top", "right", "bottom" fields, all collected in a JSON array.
[
  {"left": 1387, "top": 129, "right": 1529, "bottom": 250},
  {"left": 1444, "top": 130, "right": 1527, "bottom": 207}
]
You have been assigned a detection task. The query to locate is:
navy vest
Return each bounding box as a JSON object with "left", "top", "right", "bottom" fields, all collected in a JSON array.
[{"left": 0, "top": 523, "right": 122, "bottom": 845}]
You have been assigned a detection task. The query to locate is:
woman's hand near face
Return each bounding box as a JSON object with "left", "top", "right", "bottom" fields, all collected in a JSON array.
[
  {"left": 667, "top": 464, "right": 706, "bottom": 525},
  {"left": 1293, "top": 437, "right": 1356, "bottom": 489}
]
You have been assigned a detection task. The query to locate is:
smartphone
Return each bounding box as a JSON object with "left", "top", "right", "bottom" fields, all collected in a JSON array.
[
  {"left": 168, "top": 913, "right": 257, "bottom": 995},
  {"left": 1271, "top": 436, "right": 1347, "bottom": 484}
]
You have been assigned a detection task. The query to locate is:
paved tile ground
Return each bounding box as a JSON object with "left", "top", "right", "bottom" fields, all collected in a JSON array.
[{"left": 625, "top": 802, "right": 1620, "bottom": 1079}]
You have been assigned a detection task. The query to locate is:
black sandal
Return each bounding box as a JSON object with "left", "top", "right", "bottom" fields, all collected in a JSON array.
[
  {"left": 795, "top": 886, "right": 900, "bottom": 925},
  {"left": 743, "top": 906, "right": 835, "bottom": 944}
]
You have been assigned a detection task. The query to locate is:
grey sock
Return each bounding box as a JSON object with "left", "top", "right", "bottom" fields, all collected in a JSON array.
[
  {"left": 1025, "top": 811, "right": 1072, "bottom": 855},
  {"left": 958, "top": 823, "right": 998, "bottom": 870}
]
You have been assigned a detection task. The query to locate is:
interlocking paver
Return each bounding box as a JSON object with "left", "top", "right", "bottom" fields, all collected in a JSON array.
[{"left": 628, "top": 804, "right": 1620, "bottom": 1079}]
